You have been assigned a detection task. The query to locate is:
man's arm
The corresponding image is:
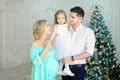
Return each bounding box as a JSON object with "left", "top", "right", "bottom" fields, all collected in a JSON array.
[
  {"left": 64, "top": 30, "right": 95, "bottom": 63},
  {"left": 73, "top": 52, "right": 91, "bottom": 60},
  {"left": 64, "top": 52, "right": 91, "bottom": 63}
]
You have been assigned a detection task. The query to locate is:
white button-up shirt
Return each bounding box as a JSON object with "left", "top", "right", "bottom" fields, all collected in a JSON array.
[{"left": 69, "top": 24, "right": 95, "bottom": 65}]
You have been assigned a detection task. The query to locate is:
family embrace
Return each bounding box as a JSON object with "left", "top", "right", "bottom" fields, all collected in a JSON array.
[{"left": 29, "top": 6, "right": 95, "bottom": 80}]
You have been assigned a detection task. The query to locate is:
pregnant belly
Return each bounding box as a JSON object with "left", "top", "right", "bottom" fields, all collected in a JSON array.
[{"left": 47, "top": 58, "right": 59, "bottom": 77}]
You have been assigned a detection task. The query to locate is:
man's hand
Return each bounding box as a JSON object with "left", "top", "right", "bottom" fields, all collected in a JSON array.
[{"left": 64, "top": 56, "right": 72, "bottom": 64}]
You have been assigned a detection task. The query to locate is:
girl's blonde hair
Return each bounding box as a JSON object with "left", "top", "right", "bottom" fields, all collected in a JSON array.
[
  {"left": 54, "top": 10, "right": 67, "bottom": 24},
  {"left": 33, "top": 20, "right": 47, "bottom": 40}
]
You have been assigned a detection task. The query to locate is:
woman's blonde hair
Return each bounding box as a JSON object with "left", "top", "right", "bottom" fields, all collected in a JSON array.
[
  {"left": 33, "top": 20, "right": 47, "bottom": 40},
  {"left": 54, "top": 10, "right": 67, "bottom": 24}
]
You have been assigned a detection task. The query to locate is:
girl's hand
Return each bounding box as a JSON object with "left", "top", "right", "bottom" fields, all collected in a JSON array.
[{"left": 67, "top": 23, "right": 72, "bottom": 29}]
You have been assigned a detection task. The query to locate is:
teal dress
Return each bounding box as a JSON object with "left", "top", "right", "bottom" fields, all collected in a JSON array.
[{"left": 29, "top": 46, "right": 59, "bottom": 80}]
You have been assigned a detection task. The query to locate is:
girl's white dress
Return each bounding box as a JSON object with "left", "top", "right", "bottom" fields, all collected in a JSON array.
[{"left": 53, "top": 24, "right": 71, "bottom": 60}]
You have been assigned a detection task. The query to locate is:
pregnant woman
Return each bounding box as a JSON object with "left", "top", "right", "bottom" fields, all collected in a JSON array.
[{"left": 29, "top": 20, "right": 59, "bottom": 80}]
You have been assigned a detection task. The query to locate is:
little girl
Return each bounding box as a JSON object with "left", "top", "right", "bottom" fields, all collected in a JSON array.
[{"left": 49, "top": 10, "right": 74, "bottom": 76}]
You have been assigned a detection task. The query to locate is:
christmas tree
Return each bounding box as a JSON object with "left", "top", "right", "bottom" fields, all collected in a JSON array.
[{"left": 85, "top": 6, "right": 120, "bottom": 80}]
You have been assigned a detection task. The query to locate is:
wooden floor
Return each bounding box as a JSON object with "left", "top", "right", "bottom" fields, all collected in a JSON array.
[{"left": 0, "top": 63, "right": 61, "bottom": 80}]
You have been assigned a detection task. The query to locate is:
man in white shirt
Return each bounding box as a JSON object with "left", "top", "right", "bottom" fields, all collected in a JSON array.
[{"left": 62, "top": 6, "right": 95, "bottom": 80}]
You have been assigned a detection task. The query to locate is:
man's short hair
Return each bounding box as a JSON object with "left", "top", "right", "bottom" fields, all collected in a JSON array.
[{"left": 70, "top": 6, "right": 85, "bottom": 18}]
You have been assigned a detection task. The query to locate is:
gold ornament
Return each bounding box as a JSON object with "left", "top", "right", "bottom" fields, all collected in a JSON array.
[
  {"left": 91, "top": 61, "right": 96, "bottom": 64},
  {"left": 94, "top": 19, "right": 97, "bottom": 22},
  {"left": 99, "top": 72, "right": 102, "bottom": 75}
]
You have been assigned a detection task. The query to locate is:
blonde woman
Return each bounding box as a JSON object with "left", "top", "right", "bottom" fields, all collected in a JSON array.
[{"left": 29, "top": 20, "right": 59, "bottom": 80}]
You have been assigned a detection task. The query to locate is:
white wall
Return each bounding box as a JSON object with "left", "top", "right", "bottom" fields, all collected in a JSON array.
[
  {"left": 0, "top": 11, "right": 3, "bottom": 69},
  {"left": 0, "top": 0, "right": 6, "bottom": 69},
  {"left": 0, "top": 0, "right": 120, "bottom": 69}
]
